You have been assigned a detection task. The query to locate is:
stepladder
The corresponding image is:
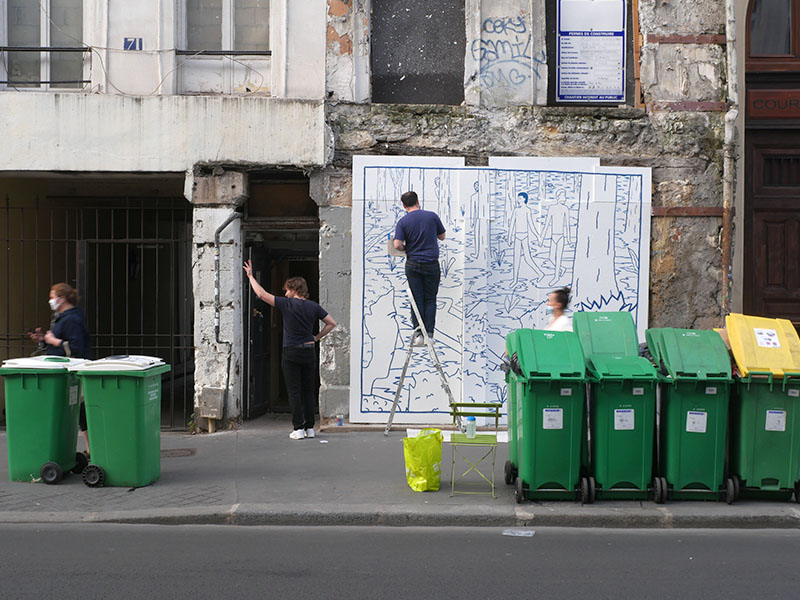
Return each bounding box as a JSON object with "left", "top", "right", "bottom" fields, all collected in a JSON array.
[{"left": 384, "top": 285, "right": 459, "bottom": 436}]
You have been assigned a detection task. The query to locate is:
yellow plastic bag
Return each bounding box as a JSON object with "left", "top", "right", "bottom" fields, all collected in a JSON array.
[{"left": 403, "top": 429, "right": 443, "bottom": 492}]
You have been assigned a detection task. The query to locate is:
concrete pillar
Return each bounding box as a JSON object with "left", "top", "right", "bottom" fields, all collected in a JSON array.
[
  {"left": 310, "top": 168, "right": 351, "bottom": 420},
  {"left": 185, "top": 169, "right": 249, "bottom": 430}
]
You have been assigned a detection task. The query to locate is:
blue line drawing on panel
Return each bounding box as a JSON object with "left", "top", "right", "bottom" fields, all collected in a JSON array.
[{"left": 351, "top": 159, "right": 650, "bottom": 423}]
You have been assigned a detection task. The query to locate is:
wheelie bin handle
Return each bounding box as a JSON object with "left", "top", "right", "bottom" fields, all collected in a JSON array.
[
  {"left": 781, "top": 370, "right": 800, "bottom": 391},
  {"left": 743, "top": 370, "right": 773, "bottom": 390}
]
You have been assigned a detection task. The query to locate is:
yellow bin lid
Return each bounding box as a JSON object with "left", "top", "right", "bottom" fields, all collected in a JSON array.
[{"left": 725, "top": 313, "right": 800, "bottom": 378}]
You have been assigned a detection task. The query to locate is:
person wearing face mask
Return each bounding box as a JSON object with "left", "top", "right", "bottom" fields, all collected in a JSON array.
[
  {"left": 544, "top": 286, "right": 572, "bottom": 332},
  {"left": 29, "top": 283, "right": 93, "bottom": 453}
]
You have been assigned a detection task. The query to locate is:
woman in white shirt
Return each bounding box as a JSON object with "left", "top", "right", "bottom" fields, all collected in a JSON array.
[{"left": 544, "top": 286, "right": 572, "bottom": 332}]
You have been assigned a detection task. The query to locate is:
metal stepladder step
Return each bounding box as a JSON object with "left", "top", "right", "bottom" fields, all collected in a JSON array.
[{"left": 384, "top": 285, "right": 459, "bottom": 436}]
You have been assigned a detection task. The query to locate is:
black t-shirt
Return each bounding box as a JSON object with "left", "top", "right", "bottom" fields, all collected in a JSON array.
[{"left": 274, "top": 296, "right": 328, "bottom": 347}]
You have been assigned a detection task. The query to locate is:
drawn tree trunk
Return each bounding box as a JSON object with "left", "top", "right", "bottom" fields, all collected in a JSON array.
[{"left": 573, "top": 174, "right": 621, "bottom": 310}]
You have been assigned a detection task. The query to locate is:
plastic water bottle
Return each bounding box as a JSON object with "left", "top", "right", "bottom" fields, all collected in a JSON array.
[{"left": 466, "top": 416, "right": 476, "bottom": 438}]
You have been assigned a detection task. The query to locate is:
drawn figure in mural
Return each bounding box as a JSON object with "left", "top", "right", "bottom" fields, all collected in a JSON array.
[
  {"left": 543, "top": 286, "right": 572, "bottom": 332},
  {"left": 542, "top": 189, "right": 573, "bottom": 286},
  {"left": 468, "top": 180, "right": 483, "bottom": 259},
  {"left": 243, "top": 262, "right": 337, "bottom": 440},
  {"left": 29, "top": 283, "right": 93, "bottom": 455},
  {"left": 393, "top": 190, "right": 446, "bottom": 344},
  {"left": 509, "top": 191, "right": 544, "bottom": 287}
]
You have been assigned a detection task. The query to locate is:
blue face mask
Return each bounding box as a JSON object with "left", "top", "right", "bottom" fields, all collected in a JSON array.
[{"left": 545, "top": 306, "right": 554, "bottom": 316}]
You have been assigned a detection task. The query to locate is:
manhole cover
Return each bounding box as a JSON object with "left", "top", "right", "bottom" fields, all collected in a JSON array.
[{"left": 161, "top": 448, "right": 197, "bottom": 458}]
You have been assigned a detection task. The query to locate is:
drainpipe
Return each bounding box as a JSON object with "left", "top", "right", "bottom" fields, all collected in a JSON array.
[
  {"left": 721, "top": 0, "right": 739, "bottom": 316},
  {"left": 212, "top": 210, "right": 242, "bottom": 433}
]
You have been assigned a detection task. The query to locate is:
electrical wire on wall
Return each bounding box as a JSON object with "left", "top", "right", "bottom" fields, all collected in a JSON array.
[{"left": 2, "top": 0, "right": 269, "bottom": 96}]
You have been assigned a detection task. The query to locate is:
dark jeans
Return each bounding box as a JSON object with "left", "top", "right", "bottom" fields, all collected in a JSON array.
[
  {"left": 281, "top": 345, "right": 317, "bottom": 430},
  {"left": 405, "top": 259, "right": 441, "bottom": 336}
]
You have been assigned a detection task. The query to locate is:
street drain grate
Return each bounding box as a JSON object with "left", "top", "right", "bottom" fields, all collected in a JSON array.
[{"left": 161, "top": 448, "right": 197, "bottom": 458}]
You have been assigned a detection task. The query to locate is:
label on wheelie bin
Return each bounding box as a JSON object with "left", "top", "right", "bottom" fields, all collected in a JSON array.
[
  {"left": 766, "top": 410, "right": 787, "bottom": 432},
  {"left": 543, "top": 408, "right": 563, "bottom": 430},
  {"left": 614, "top": 408, "right": 635, "bottom": 430},
  {"left": 686, "top": 411, "right": 707, "bottom": 433}
]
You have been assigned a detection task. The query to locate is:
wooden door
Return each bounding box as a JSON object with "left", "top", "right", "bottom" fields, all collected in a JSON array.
[{"left": 745, "top": 129, "right": 800, "bottom": 327}]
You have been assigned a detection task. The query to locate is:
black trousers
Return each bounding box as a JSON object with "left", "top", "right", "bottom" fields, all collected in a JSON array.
[
  {"left": 281, "top": 345, "right": 317, "bottom": 430},
  {"left": 405, "top": 259, "right": 441, "bottom": 336}
]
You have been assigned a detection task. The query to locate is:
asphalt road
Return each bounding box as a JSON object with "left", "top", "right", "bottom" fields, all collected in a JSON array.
[{"left": 1, "top": 525, "right": 799, "bottom": 599}]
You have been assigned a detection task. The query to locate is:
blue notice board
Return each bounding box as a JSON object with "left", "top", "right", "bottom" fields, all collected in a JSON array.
[{"left": 556, "top": 0, "right": 626, "bottom": 103}]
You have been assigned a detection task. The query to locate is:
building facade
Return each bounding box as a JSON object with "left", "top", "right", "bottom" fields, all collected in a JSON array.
[{"left": 0, "top": 1, "right": 795, "bottom": 428}]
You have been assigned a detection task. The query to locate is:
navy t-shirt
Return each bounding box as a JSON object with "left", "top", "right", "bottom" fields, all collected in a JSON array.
[
  {"left": 46, "top": 307, "right": 93, "bottom": 359},
  {"left": 274, "top": 296, "right": 328, "bottom": 347},
  {"left": 394, "top": 209, "right": 445, "bottom": 262}
]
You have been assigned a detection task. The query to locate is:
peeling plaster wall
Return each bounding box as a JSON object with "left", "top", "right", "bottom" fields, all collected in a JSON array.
[
  {"left": 190, "top": 207, "right": 244, "bottom": 426},
  {"left": 326, "top": 0, "right": 370, "bottom": 102}
]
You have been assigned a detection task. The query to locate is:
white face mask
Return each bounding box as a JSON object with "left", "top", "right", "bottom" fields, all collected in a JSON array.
[{"left": 48, "top": 298, "right": 61, "bottom": 311}]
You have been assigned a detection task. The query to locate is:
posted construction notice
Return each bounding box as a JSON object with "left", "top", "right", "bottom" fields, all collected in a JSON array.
[{"left": 557, "top": 0, "right": 626, "bottom": 103}]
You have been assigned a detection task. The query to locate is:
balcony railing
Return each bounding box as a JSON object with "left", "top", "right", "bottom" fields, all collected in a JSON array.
[{"left": 0, "top": 46, "right": 91, "bottom": 86}]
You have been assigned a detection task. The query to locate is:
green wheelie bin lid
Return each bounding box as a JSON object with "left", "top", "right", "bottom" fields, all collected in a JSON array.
[
  {"left": 573, "top": 311, "right": 640, "bottom": 360},
  {"left": 506, "top": 329, "right": 585, "bottom": 381},
  {"left": 69, "top": 354, "right": 170, "bottom": 377},
  {"left": 645, "top": 328, "right": 732, "bottom": 382},
  {"left": 0, "top": 355, "right": 85, "bottom": 375},
  {"left": 584, "top": 354, "right": 657, "bottom": 381}
]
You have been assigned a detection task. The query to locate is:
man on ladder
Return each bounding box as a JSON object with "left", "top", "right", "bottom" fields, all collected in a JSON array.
[
  {"left": 393, "top": 190, "right": 446, "bottom": 344},
  {"left": 386, "top": 191, "right": 455, "bottom": 435}
]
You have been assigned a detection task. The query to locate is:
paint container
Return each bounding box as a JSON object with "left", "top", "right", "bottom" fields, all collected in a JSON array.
[{"left": 336, "top": 414, "right": 343, "bottom": 426}]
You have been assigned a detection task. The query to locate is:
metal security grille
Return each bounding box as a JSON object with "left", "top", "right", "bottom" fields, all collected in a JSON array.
[{"left": 0, "top": 195, "right": 194, "bottom": 429}]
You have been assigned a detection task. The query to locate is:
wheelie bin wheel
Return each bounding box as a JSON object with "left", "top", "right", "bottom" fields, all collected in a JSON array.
[
  {"left": 71, "top": 452, "right": 89, "bottom": 475},
  {"left": 40, "top": 462, "right": 63, "bottom": 485},
  {"left": 733, "top": 475, "right": 742, "bottom": 502},
  {"left": 726, "top": 478, "right": 735, "bottom": 504},
  {"left": 514, "top": 477, "right": 524, "bottom": 504},
  {"left": 661, "top": 477, "right": 669, "bottom": 503},
  {"left": 588, "top": 476, "right": 596, "bottom": 504},
  {"left": 653, "top": 477, "right": 664, "bottom": 504},
  {"left": 580, "top": 477, "right": 590, "bottom": 504},
  {"left": 794, "top": 481, "right": 800, "bottom": 504},
  {"left": 82, "top": 464, "right": 105, "bottom": 488},
  {"left": 504, "top": 460, "right": 515, "bottom": 485}
]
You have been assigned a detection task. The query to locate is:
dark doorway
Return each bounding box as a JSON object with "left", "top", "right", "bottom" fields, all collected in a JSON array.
[
  {"left": 744, "top": 130, "right": 800, "bottom": 326},
  {"left": 241, "top": 176, "right": 320, "bottom": 420}
]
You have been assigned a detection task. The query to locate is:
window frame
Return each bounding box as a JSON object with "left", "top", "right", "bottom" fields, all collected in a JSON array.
[
  {"left": 177, "top": 0, "right": 272, "bottom": 95},
  {"left": 746, "top": 0, "right": 800, "bottom": 71},
  {"left": 0, "top": 0, "right": 88, "bottom": 91},
  {"left": 179, "top": 0, "right": 271, "bottom": 55}
]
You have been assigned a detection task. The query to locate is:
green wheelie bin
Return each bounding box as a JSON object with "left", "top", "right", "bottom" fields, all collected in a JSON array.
[
  {"left": 70, "top": 355, "right": 170, "bottom": 488},
  {"left": 0, "top": 356, "right": 89, "bottom": 484},
  {"left": 646, "top": 328, "right": 734, "bottom": 503},
  {"left": 573, "top": 312, "right": 658, "bottom": 501},
  {"left": 504, "top": 328, "right": 588, "bottom": 503},
  {"left": 725, "top": 314, "right": 800, "bottom": 501}
]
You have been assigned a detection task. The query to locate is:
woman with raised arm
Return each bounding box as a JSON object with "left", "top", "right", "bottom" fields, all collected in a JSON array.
[{"left": 244, "top": 261, "right": 336, "bottom": 440}]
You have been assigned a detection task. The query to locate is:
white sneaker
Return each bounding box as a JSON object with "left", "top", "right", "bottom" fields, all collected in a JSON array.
[
  {"left": 289, "top": 429, "right": 306, "bottom": 440},
  {"left": 305, "top": 428, "right": 315, "bottom": 438},
  {"left": 412, "top": 331, "right": 425, "bottom": 346}
]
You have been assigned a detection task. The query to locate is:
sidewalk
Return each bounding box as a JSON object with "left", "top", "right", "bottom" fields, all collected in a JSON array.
[{"left": 1, "top": 414, "right": 799, "bottom": 528}]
